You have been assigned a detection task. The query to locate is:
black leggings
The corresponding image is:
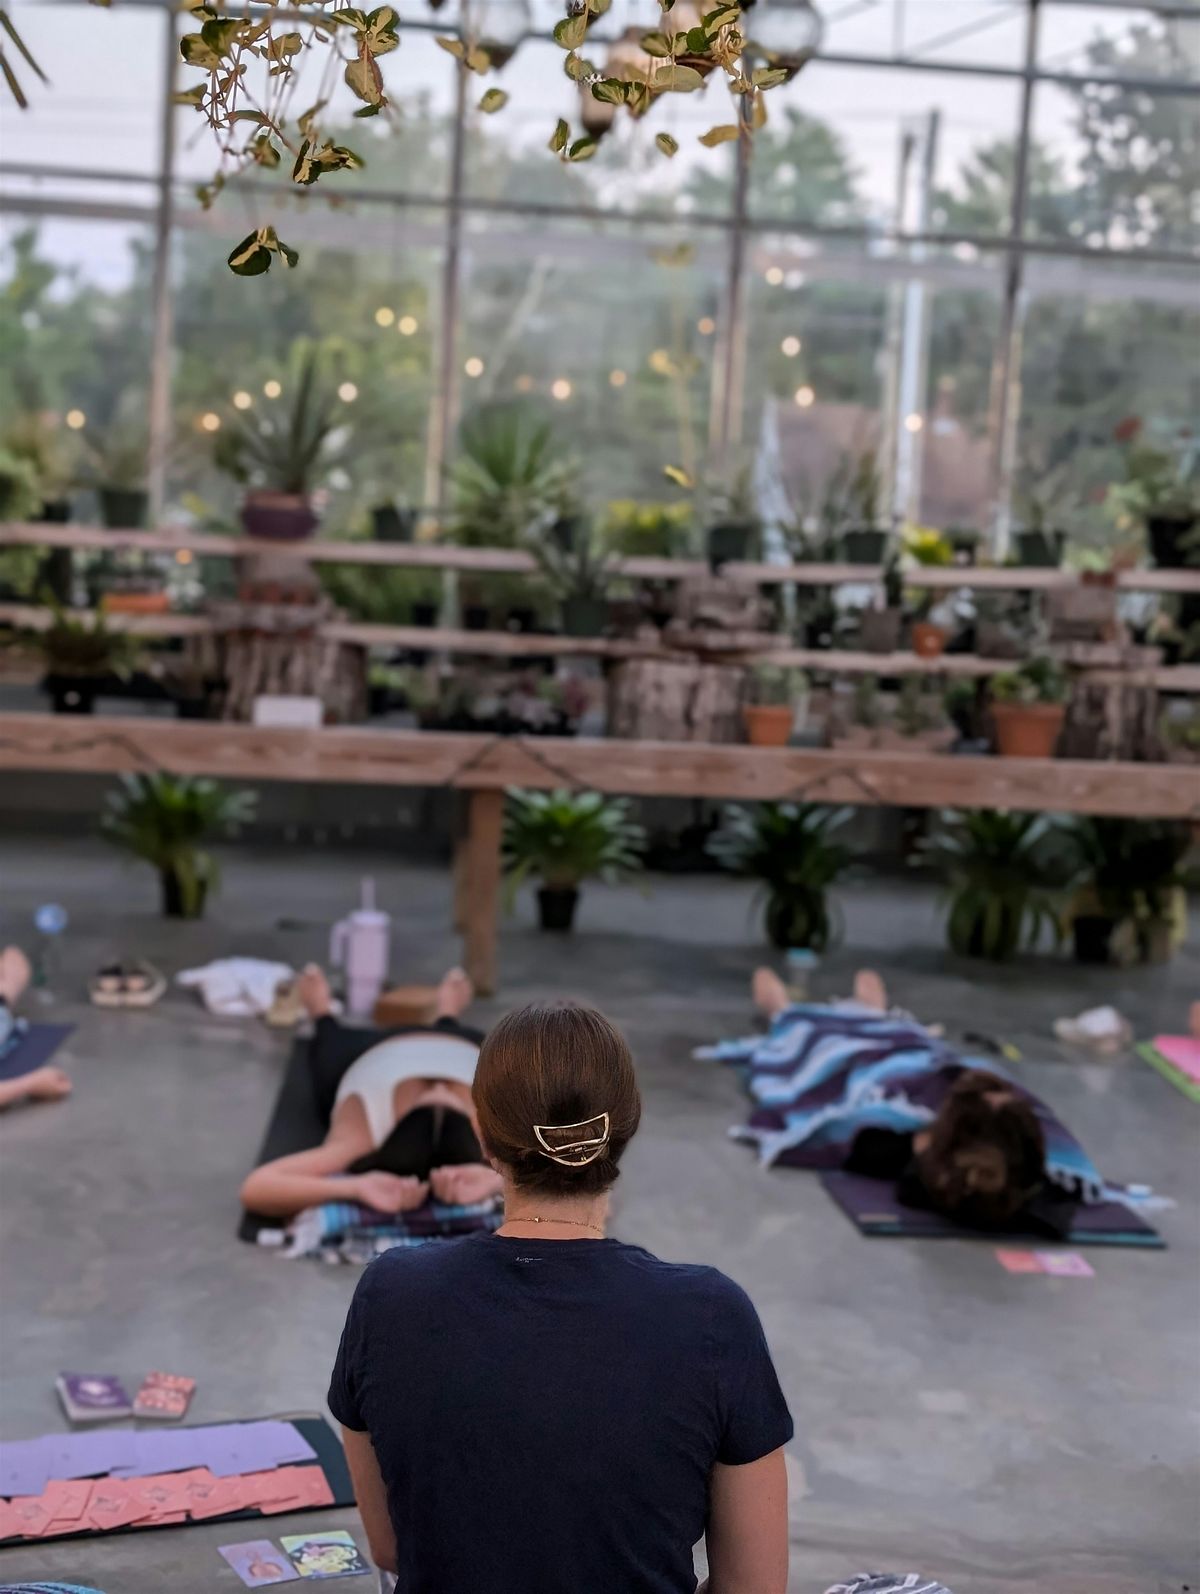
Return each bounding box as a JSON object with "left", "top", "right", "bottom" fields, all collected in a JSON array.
[{"left": 308, "top": 1015, "right": 486, "bottom": 1180}]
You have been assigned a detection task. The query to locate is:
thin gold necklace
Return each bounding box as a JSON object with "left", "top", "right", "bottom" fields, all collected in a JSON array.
[{"left": 503, "top": 1214, "right": 605, "bottom": 1236}]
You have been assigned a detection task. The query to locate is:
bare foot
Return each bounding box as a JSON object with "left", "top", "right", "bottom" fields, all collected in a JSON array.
[
  {"left": 0, "top": 947, "right": 32, "bottom": 1008},
  {"left": 852, "top": 969, "right": 888, "bottom": 1012},
  {"left": 435, "top": 967, "right": 474, "bottom": 1021},
  {"left": 752, "top": 967, "right": 790, "bottom": 1018},
  {"left": 25, "top": 1066, "right": 72, "bottom": 1102},
  {"left": 296, "top": 963, "right": 334, "bottom": 1019}
]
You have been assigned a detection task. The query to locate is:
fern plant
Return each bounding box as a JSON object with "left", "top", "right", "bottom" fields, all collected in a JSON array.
[
  {"left": 708, "top": 802, "right": 853, "bottom": 950},
  {"left": 101, "top": 773, "right": 257, "bottom": 918},
  {"left": 503, "top": 789, "right": 645, "bottom": 898},
  {"left": 923, "top": 809, "right": 1065, "bottom": 962}
]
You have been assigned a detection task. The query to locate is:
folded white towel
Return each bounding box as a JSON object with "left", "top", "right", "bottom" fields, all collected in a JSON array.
[{"left": 177, "top": 957, "right": 295, "bottom": 1017}]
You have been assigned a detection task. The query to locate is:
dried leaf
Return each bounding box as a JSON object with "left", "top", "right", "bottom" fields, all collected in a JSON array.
[
  {"left": 478, "top": 86, "right": 508, "bottom": 113},
  {"left": 344, "top": 53, "right": 384, "bottom": 105},
  {"left": 663, "top": 465, "right": 694, "bottom": 489},
  {"left": 698, "top": 122, "right": 739, "bottom": 146},
  {"left": 655, "top": 132, "right": 678, "bottom": 158},
  {"left": 172, "top": 83, "right": 206, "bottom": 106},
  {"left": 435, "top": 34, "right": 466, "bottom": 58}
]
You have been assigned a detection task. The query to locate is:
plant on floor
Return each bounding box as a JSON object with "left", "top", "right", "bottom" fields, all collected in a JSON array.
[
  {"left": 101, "top": 772, "right": 258, "bottom": 920},
  {"left": 1061, "top": 817, "right": 1197, "bottom": 965},
  {"left": 707, "top": 802, "right": 853, "bottom": 951},
  {"left": 448, "top": 405, "right": 578, "bottom": 548},
  {"left": 502, "top": 788, "right": 646, "bottom": 933},
  {"left": 922, "top": 809, "right": 1065, "bottom": 962}
]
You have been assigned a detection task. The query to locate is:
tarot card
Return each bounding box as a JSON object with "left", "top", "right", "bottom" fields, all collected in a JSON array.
[
  {"left": 133, "top": 1371, "right": 196, "bottom": 1421},
  {"left": 281, "top": 1528, "right": 370, "bottom": 1579},
  {"left": 1035, "top": 1250, "right": 1095, "bottom": 1278},
  {"left": 219, "top": 1538, "right": 300, "bottom": 1586},
  {"left": 994, "top": 1248, "right": 1044, "bottom": 1274},
  {"left": 55, "top": 1373, "right": 133, "bottom": 1422}
]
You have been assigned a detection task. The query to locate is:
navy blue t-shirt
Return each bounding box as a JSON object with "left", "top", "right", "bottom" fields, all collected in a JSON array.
[{"left": 328, "top": 1232, "right": 793, "bottom": 1594}]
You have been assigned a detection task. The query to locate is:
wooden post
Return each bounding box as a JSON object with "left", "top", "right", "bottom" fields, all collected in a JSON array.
[{"left": 460, "top": 787, "right": 504, "bottom": 996}]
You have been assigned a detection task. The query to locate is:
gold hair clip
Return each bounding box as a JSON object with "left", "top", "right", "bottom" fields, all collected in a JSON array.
[{"left": 533, "top": 1112, "right": 611, "bottom": 1167}]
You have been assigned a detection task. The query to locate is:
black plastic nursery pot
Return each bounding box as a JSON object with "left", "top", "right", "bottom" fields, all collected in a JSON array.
[
  {"left": 1012, "top": 529, "right": 1065, "bottom": 568},
  {"left": 160, "top": 869, "right": 208, "bottom": 920},
  {"left": 1072, "top": 914, "right": 1118, "bottom": 966},
  {"left": 1147, "top": 513, "right": 1197, "bottom": 570},
  {"left": 838, "top": 528, "right": 888, "bottom": 564},
  {"left": 706, "top": 521, "right": 756, "bottom": 568},
  {"left": 537, "top": 886, "right": 579, "bottom": 932},
  {"left": 561, "top": 595, "right": 607, "bottom": 637},
  {"left": 36, "top": 498, "right": 72, "bottom": 524},
  {"left": 99, "top": 487, "right": 148, "bottom": 530},
  {"left": 370, "top": 504, "right": 416, "bottom": 542},
  {"left": 43, "top": 674, "right": 99, "bottom": 715}
]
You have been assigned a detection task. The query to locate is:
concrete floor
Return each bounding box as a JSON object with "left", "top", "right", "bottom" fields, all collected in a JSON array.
[{"left": 0, "top": 836, "right": 1196, "bottom": 1594}]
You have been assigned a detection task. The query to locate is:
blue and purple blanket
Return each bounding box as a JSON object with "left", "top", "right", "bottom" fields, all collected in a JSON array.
[
  {"left": 280, "top": 1197, "right": 503, "bottom": 1262},
  {"left": 700, "top": 1004, "right": 1113, "bottom": 1204}
]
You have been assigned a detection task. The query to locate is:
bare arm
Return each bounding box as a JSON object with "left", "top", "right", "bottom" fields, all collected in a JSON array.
[
  {"left": 341, "top": 1427, "right": 398, "bottom": 1575},
  {"left": 239, "top": 1135, "right": 367, "bottom": 1217},
  {"left": 703, "top": 1447, "right": 789, "bottom": 1594}
]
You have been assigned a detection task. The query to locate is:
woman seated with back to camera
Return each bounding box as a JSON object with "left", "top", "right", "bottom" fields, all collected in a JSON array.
[{"left": 329, "top": 1001, "right": 793, "bottom": 1594}]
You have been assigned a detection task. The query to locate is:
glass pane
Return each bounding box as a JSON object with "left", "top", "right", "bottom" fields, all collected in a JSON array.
[{"left": 1037, "top": 4, "right": 1200, "bottom": 84}]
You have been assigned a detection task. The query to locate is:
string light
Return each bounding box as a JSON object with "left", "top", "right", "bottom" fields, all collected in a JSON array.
[
  {"left": 905, "top": 413, "right": 924, "bottom": 433},
  {"left": 609, "top": 369, "right": 627, "bottom": 388},
  {"left": 514, "top": 374, "right": 534, "bottom": 393},
  {"left": 397, "top": 315, "right": 418, "bottom": 336},
  {"left": 697, "top": 316, "right": 715, "bottom": 336},
  {"left": 374, "top": 306, "right": 395, "bottom": 327},
  {"left": 765, "top": 266, "right": 784, "bottom": 286},
  {"left": 464, "top": 357, "right": 484, "bottom": 378},
  {"left": 176, "top": 549, "right": 194, "bottom": 566},
  {"left": 263, "top": 380, "right": 282, "bottom": 399},
  {"left": 199, "top": 411, "right": 221, "bottom": 432},
  {"left": 232, "top": 390, "right": 253, "bottom": 410},
  {"left": 551, "top": 378, "right": 572, "bottom": 402},
  {"left": 65, "top": 409, "right": 86, "bottom": 430},
  {"left": 781, "top": 336, "right": 802, "bottom": 357},
  {"left": 794, "top": 385, "right": 816, "bottom": 408},
  {"left": 338, "top": 382, "right": 359, "bottom": 402}
]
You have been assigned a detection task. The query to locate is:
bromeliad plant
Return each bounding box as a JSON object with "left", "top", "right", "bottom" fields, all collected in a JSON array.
[
  {"left": 922, "top": 809, "right": 1065, "bottom": 963},
  {"left": 503, "top": 789, "right": 646, "bottom": 932},
  {"left": 101, "top": 773, "right": 258, "bottom": 920},
  {"left": 708, "top": 802, "right": 853, "bottom": 950}
]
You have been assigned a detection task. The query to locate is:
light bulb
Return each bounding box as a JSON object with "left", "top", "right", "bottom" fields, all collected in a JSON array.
[
  {"left": 609, "top": 369, "right": 627, "bottom": 388},
  {"left": 65, "top": 409, "right": 86, "bottom": 430},
  {"left": 232, "top": 390, "right": 253, "bottom": 410},
  {"left": 464, "top": 357, "right": 485, "bottom": 378},
  {"left": 551, "top": 379, "right": 572, "bottom": 402},
  {"left": 765, "top": 266, "right": 784, "bottom": 286},
  {"left": 374, "top": 306, "right": 395, "bottom": 328},
  {"left": 697, "top": 317, "right": 716, "bottom": 336},
  {"left": 905, "top": 413, "right": 924, "bottom": 433},
  {"left": 263, "top": 380, "right": 282, "bottom": 399},
  {"left": 781, "top": 335, "right": 802, "bottom": 357},
  {"left": 794, "top": 385, "right": 815, "bottom": 408},
  {"left": 338, "top": 382, "right": 359, "bottom": 402},
  {"left": 199, "top": 411, "right": 221, "bottom": 432},
  {"left": 398, "top": 315, "right": 418, "bottom": 336}
]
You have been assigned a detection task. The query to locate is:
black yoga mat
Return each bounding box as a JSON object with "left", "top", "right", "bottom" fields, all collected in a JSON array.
[
  {"left": 0, "top": 1415, "right": 353, "bottom": 1549},
  {"left": 0, "top": 1025, "right": 73, "bottom": 1082},
  {"left": 239, "top": 1039, "right": 327, "bottom": 1242},
  {"left": 820, "top": 1170, "right": 1164, "bottom": 1248}
]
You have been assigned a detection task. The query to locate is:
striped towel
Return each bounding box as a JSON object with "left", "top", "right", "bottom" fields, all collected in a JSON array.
[
  {"left": 282, "top": 1197, "right": 503, "bottom": 1262},
  {"left": 824, "top": 1578, "right": 955, "bottom": 1594}
]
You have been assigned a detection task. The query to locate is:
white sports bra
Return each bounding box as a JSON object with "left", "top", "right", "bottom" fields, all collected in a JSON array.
[{"left": 334, "top": 1032, "right": 480, "bottom": 1148}]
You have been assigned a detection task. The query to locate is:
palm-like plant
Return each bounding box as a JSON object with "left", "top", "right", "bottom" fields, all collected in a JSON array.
[
  {"left": 708, "top": 802, "right": 853, "bottom": 950},
  {"left": 503, "top": 789, "right": 645, "bottom": 929},
  {"left": 923, "top": 809, "right": 1064, "bottom": 962},
  {"left": 215, "top": 343, "right": 348, "bottom": 496},
  {"left": 101, "top": 773, "right": 257, "bottom": 919},
  {"left": 1064, "top": 817, "right": 1196, "bottom": 927},
  {"left": 448, "top": 406, "right": 578, "bottom": 547}
]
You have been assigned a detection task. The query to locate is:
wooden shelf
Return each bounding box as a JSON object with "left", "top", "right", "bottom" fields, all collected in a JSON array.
[{"left": 4, "top": 522, "right": 1198, "bottom": 594}]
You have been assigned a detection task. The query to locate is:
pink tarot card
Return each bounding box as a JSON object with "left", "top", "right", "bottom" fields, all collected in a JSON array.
[
  {"left": 1035, "top": 1251, "right": 1095, "bottom": 1278},
  {"left": 219, "top": 1538, "right": 301, "bottom": 1586},
  {"left": 994, "top": 1248, "right": 1044, "bottom": 1274}
]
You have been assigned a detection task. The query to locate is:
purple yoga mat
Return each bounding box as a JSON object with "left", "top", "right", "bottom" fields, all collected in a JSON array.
[
  {"left": 0, "top": 1024, "right": 73, "bottom": 1081},
  {"left": 820, "top": 1170, "right": 1164, "bottom": 1248}
]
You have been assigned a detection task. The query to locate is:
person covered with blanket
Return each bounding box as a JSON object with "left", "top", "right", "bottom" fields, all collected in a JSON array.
[
  {"left": 0, "top": 946, "right": 72, "bottom": 1112},
  {"left": 330, "top": 1001, "right": 793, "bottom": 1594},
  {"left": 240, "top": 964, "right": 502, "bottom": 1219},
  {"left": 714, "top": 966, "right": 1105, "bottom": 1238}
]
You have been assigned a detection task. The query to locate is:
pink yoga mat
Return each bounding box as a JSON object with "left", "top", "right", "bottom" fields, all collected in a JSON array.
[{"left": 1154, "top": 1036, "right": 1200, "bottom": 1086}]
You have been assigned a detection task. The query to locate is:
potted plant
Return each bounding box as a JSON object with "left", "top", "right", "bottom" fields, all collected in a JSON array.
[
  {"left": 215, "top": 344, "right": 349, "bottom": 540},
  {"left": 1106, "top": 430, "right": 1200, "bottom": 571},
  {"left": 704, "top": 465, "right": 761, "bottom": 568},
  {"left": 1062, "top": 818, "right": 1196, "bottom": 966},
  {"left": 707, "top": 801, "right": 853, "bottom": 950},
  {"left": 370, "top": 502, "right": 417, "bottom": 542},
  {"left": 890, "top": 673, "right": 956, "bottom": 752},
  {"left": 1012, "top": 492, "right": 1067, "bottom": 568},
  {"left": 448, "top": 405, "right": 578, "bottom": 548},
  {"left": 101, "top": 772, "right": 257, "bottom": 919},
  {"left": 922, "top": 809, "right": 1063, "bottom": 962},
  {"left": 902, "top": 524, "right": 954, "bottom": 657},
  {"left": 81, "top": 406, "right": 150, "bottom": 530},
  {"left": 31, "top": 605, "right": 143, "bottom": 714},
  {"left": 0, "top": 447, "right": 42, "bottom": 525},
  {"left": 531, "top": 520, "right": 613, "bottom": 638},
  {"left": 599, "top": 499, "right": 693, "bottom": 559},
  {"left": 502, "top": 788, "right": 646, "bottom": 932},
  {"left": 829, "top": 673, "right": 882, "bottom": 749},
  {"left": 859, "top": 552, "right": 904, "bottom": 653},
  {"left": 1160, "top": 707, "right": 1200, "bottom": 765},
  {"left": 835, "top": 450, "right": 888, "bottom": 564},
  {"left": 990, "top": 657, "right": 1068, "bottom": 758},
  {"left": 743, "top": 663, "right": 807, "bottom": 747},
  {"left": 3, "top": 414, "right": 79, "bottom": 522}
]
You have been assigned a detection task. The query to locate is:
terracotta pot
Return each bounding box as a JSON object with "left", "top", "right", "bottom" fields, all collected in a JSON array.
[
  {"left": 240, "top": 490, "right": 317, "bottom": 542},
  {"left": 992, "top": 701, "right": 1065, "bottom": 758},
  {"left": 743, "top": 704, "right": 793, "bottom": 747},
  {"left": 100, "top": 591, "right": 170, "bottom": 615},
  {"left": 911, "top": 622, "right": 947, "bottom": 659}
]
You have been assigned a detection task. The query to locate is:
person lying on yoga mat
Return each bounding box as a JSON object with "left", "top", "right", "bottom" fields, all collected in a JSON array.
[
  {"left": 745, "top": 966, "right": 1081, "bottom": 1237},
  {"left": 331, "top": 1000, "right": 793, "bottom": 1594},
  {"left": 239, "top": 964, "right": 503, "bottom": 1219},
  {"left": 0, "top": 947, "right": 72, "bottom": 1112}
]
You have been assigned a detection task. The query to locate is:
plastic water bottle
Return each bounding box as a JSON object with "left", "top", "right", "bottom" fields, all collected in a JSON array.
[{"left": 784, "top": 947, "right": 818, "bottom": 1002}]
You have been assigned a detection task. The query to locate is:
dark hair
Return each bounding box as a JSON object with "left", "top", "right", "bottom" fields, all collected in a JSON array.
[
  {"left": 473, "top": 1002, "right": 642, "bottom": 1196},
  {"left": 915, "top": 1069, "right": 1046, "bottom": 1227}
]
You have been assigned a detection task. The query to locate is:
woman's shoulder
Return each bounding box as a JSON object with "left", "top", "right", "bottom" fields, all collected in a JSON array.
[{"left": 608, "top": 1243, "right": 761, "bottom": 1318}]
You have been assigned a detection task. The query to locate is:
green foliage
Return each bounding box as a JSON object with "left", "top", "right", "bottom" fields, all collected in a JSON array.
[
  {"left": 991, "top": 657, "right": 1068, "bottom": 706},
  {"left": 502, "top": 788, "right": 646, "bottom": 895},
  {"left": 448, "top": 405, "right": 578, "bottom": 547},
  {"left": 82, "top": 406, "right": 148, "bottom": 491},
  {"left": 851, "top": 673, "right": 881, "bottom": 729},
  {"left": 531, "top": 520, "right": 612, "bottom": 604},
  {"left": 923, "top": 809, "right": 1064, "bottom": 962},
  {"left": 598, "top": 499, "right": 693, "bottom": 558},
  {"left": 32, "top": 605, "right": 142, "bottom": 679},
  {"left": 708, "top": 802, "right": 853, "bottom": 950},
  {"left": 317, "top": 560, "right": 442, "bottom": 623},
  {"left": 1107, "top": 442, "right": 1200, "bottom": 530},
  {"left": 1063, "top": 817, "right": 1196, "bottom": 926},
  {"left": 214, "top": 342, "right": 348, "bottom": 495},
  {"left": 3, "top": 412, "right": 79, "bottom": 503},
  {"left": 101, "top": 773, "right": 258, "bottom": 919},
  {"left": 0, "top": 446, "right": 40, "bottom": 521},
  {"left": 748, "top": 662, "right": 807, "bottom": 707},
  {"left": 895, "top": 674, "right": 940, "bottom": 737}
]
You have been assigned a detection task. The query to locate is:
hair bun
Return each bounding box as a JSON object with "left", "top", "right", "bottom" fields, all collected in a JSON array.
[{"left": 533, "top": 1112, "right": 611, "bottom": 1168}]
